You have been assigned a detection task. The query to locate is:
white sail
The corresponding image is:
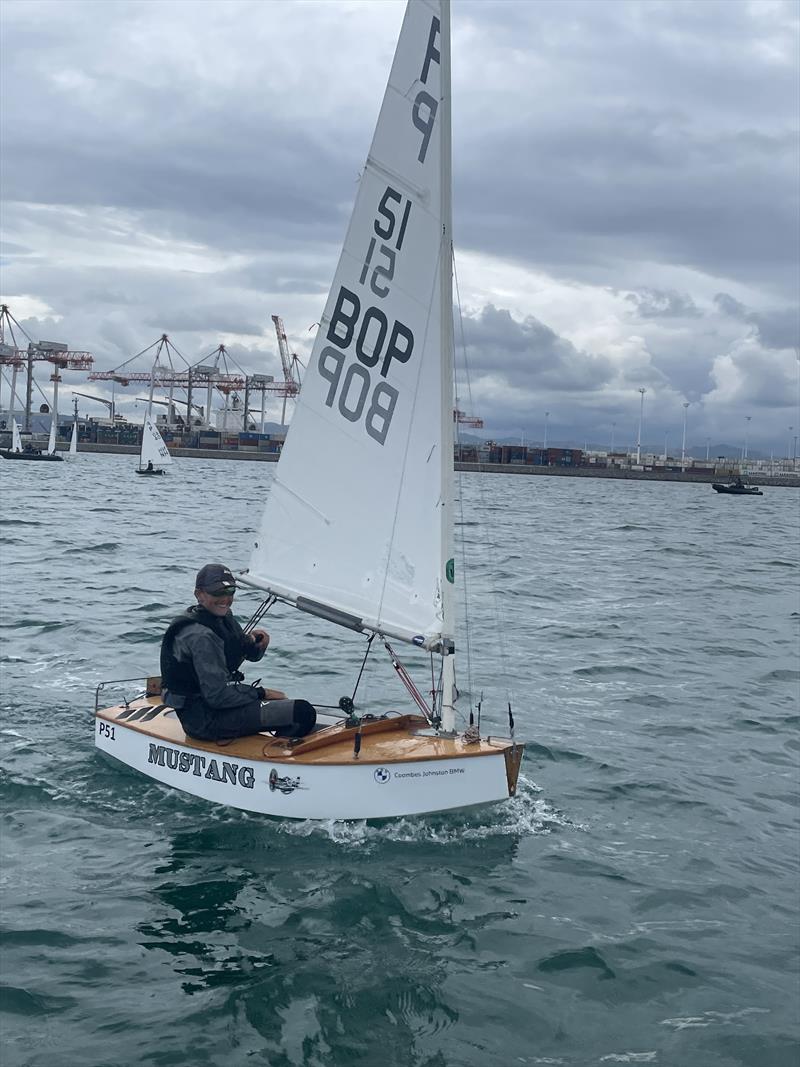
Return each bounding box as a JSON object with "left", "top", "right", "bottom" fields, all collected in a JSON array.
[
  {"left": 11, "top": 418, "right": 22, "bottom": 453},
  {"left": 139, "top": 414, "right": 172, "bottom": 468},
  {"left": 46, "top": 418, "right": 57, "bottom": 456},
  {"left": 69, "top": 420, "right": 78, "bottom": 456},
  {"left": 247, "top": 0, "right": 451, "bottom": 648}
]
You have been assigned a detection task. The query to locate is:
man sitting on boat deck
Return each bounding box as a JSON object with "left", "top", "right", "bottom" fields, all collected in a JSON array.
[{"left": 160, "top": 563, "right": 316, "bottom": 742}]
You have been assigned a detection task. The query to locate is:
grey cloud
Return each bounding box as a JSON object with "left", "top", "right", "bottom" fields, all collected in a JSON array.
[
  {"left": 2, "top": 0, "right": 797, "bottom": 450},
  {"left": 752, "top": 308, "right": 800, "bottom": 351},
  {"left": 714, "top": 293, "right": 749, "bottom": 319},
  {"left": 715, "top": 292, "right": 799, "bottom": 350},
  {"left": 462, "top": 305, "right": 614, "bottom": 393},
  {"left": 625, "top": 289, "right": 701, "bottom": 319}
]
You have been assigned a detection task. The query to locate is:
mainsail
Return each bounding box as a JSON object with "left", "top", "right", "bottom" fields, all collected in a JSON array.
[
  {"left": 11, "top": 419, "right": 22, "bottom": 453},
  {"left": 46, "top": 418, "right": 57, "bottom": 456},
  {"left": 69, "top": 420, "right": 78, "bottom": 456},
  {"left": 246, "top": 0, "right": 453, "bottom": 649},
  {"left": 139, "top": 414, "right": 172, "bottom": 469}
]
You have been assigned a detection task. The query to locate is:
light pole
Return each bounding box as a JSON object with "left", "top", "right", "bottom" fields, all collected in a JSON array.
[
  {"left": 742, "top": 415, "right": 751, "bottom": 460},
  {"left": 543, "top": 411, "right": 550, "bottom": 451},
  {"left": 681, "top": 401, "right": 689, "bottom": 471},
  {"left": 636, "top": 388, "right": 646, "bottom": 464}
]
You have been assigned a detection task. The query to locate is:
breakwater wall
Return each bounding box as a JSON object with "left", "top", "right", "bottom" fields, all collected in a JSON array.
[{"left": 58, "top": 443, "right": 800, "bottom": 487}]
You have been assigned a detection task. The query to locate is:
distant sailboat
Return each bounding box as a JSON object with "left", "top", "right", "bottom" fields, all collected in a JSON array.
[
  {"left": 94, "top": 0, "right": 524, "bottom": 820},
  {"left": 68, "top": 419, "right": 78, "bottom": 457},
  {"left": 46, "top": 416, "right": 57, "bottom": 457},
  {"left": 136, "top": 414, "right": 172, "bottom": 475}
]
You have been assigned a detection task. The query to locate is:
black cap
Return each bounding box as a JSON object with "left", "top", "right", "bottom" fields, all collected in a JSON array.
[{"left": 195, "top": 563, "right": 236, "bottom": 594}]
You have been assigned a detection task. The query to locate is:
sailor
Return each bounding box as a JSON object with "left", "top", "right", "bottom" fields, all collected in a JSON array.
[
  {"left": 160, "top": 563, "right": 316, "bottom": 742},
  {"left": 146, "top": 460, "right": 154, "bottom": 471}
]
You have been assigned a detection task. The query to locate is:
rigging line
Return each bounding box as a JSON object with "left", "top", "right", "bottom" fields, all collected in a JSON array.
[
  {"left": 452, "top": 252, "right": 478, "bottom": 419},
  {"left": 351, "top": 633, "right": 376, "bottom": 704},
  {"left": 429, "top": 652, "right": 438, "bottom": 718},
  {"left": 242, "top": 596, "right": 276, "bottom": 634},
  {"left": 383, "top": 639, "right": 433, "bottom": 722},
  {"left": 0, "top": 369, "right": 25, "bottom": 410},
  {"left": 112, "top": 336, "right": 167, "bottom": 372},
  {"left": 452, "top": 251, "right": 514, "bottom": 713},
  {"left": 451, "top": 254, "right": 476, "bottom": 713}
]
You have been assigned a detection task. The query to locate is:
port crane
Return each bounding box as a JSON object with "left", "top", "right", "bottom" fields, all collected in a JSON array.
[
  {"left": 271, "top": 315, "right": 303, "bottom": 426},
  {"left": 454, "top": 409, "right": 484, "bottom": 429},
  {"left": 0, "top": 304, "right": 94, "bottom": 431},
  {"left": 88, "top": 333, "right": 296, "bottom": 431},
  {"left": 72, "top": 391, "right": 120, "bottom": 422},
  {"left": 89, "top": 335, "right": 248, "bottom": 428}
]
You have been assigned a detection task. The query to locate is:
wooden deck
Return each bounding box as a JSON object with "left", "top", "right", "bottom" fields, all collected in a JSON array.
[{"left": 96, "top": 697, "right": 517, "bottom": 767}]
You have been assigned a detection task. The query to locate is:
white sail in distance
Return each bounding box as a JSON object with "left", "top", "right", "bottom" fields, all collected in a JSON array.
[
  {"left": 69, "top": 421, "right": 78, "bottom": 456},
  {"left": 46, "top": 418, "right": 57, "bottom": 456},
  {"left": 247, "top": 0, "right": 451, "bottom": 648},
  {"left": 140, "top": 415, "right": 172, "bottom": 468},
  {"left": 11, "top": 419, "right": 22, "bottom": 453}
]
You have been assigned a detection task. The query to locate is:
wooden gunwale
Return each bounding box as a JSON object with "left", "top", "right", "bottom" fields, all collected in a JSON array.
[{"left": 96, "top": 700, "right": 516, "bottom": 766}]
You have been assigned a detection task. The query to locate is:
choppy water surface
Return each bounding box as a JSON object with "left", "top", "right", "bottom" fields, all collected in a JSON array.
[{"left": 1, "top": 454, "right": 798, "bottom": 1067}]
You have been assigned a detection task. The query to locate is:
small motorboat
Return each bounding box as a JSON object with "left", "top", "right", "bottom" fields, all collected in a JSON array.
[
  {"left": 0, "top": 419, "right": 63, "bottom": 461},
  {"left": 712, "top": 481, "right": 762, "bottom": 495},
  {"left": 1, "top": 449, "right": 63, "bottom": 462}
]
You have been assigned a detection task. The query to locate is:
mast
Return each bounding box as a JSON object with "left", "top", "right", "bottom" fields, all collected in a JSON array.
[{"left": 439, "top": 0, "right": 456, "bottom": 734}]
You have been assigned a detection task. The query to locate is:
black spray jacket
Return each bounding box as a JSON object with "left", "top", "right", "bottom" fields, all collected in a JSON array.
[{"left": 160, "top": 606, "right": 265, "bottom": 732}]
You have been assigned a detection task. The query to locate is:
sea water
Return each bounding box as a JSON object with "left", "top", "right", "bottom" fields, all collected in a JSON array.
[{"left": 1, "top": 454, "right": 798, "bottom": 1067}]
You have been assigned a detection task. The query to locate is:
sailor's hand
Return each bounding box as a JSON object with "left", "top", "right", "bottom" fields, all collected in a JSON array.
[
  {"left": 251, "top": 629, "right": 270, "bottom": 651},
  {"left": 259, "top": 687, "right": 286, "bottom": 701}
]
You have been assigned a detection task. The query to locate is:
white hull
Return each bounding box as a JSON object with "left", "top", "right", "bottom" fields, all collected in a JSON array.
[{"left": 94, "top": 706, "right": 521, "bottom": 821}]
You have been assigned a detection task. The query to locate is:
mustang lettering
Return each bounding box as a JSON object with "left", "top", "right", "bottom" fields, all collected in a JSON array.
[{"left": 147, "top": 743, "right": 255, "bottom": 789}]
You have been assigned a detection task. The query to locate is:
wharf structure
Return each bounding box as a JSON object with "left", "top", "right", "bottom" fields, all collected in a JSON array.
[{"left": 1, "top": 415, "right": 798, "bottom": 486}]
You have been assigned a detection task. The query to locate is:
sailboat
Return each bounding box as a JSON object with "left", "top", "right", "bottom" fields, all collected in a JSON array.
[
  {"left": 68, "top": 419, "right": 78, "bottom": 457},
  {"left": 1, "top": 416, "right": 63, "bottom": 461},
  {"left": 135, "top": 413, "right": 172, "bottom": 475},
  {"left": 45, "top": 414, "right": 58, "bottom": 457},
  {"left": 94, "top": 0, "right": 523, "bottom": 819}
]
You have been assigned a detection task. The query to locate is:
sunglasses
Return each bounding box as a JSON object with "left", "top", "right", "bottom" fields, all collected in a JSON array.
[{"left": 208, "top": 587, "right": 236, "bottom": 598}]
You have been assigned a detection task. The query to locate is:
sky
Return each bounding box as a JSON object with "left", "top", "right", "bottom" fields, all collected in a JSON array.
[{"left": 1, "top": 0, "right": 799, "bottom": 456}]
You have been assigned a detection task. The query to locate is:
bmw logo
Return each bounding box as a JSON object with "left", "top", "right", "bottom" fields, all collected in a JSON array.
[{"left": 374, "top": 767, "right": 391, "bottom": 784}]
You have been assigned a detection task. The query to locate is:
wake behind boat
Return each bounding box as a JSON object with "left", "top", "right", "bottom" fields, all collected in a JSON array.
[{"left": 94, "top": 0, "right": 524, "bottom": 820}]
